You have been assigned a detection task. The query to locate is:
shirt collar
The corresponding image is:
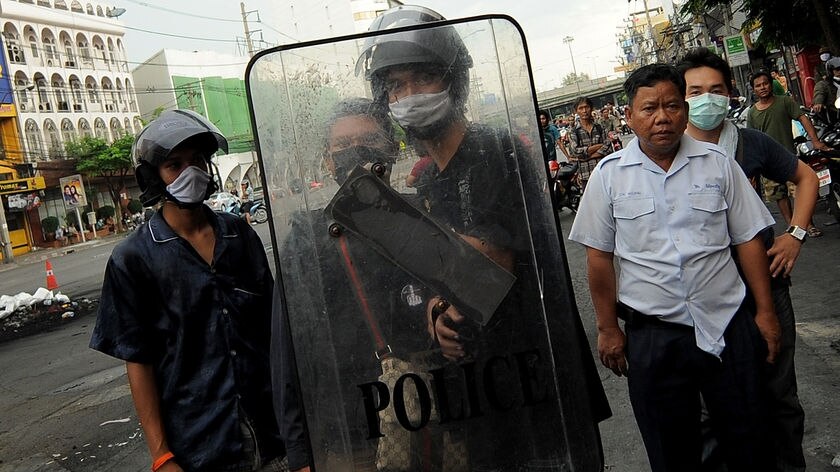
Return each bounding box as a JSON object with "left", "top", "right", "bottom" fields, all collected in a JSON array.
[
  {"left": 618, "top": 134, "right": 715, "bottom": 170},
  {"left": 148, "top": 206, "right": 239, "bottom": 244}
]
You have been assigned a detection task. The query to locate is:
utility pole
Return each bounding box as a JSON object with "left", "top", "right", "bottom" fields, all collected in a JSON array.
[
  {"left": 0, "top": 197, "right": 14, "bottom": 263},
  {"left": 563, "top": 36, "right": 582, "bottom": 96},
  {"left": 642, "top": 0, "right": 660, "bottom": 63},
  {"left": 241, "top": 2, "right": 256, "bottom": 57}
]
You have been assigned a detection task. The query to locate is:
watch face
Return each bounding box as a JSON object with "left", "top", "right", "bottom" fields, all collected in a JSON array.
[{"left": 788, "top": 226, "right": 806, "bottom": 240}]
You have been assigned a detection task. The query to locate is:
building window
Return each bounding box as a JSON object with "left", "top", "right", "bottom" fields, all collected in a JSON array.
[
  {"left": 4, "top": 33, "right": 25, "bottom": 64},
  {"left": 61, "top": 119, "right": 76, "bottom": 142},
  {"left": 25, "top": 120, "right": 42, "bottom": 161},
  {"left": 44, "top": 119, "right": 62, "bottom": 158},
  {"left": 109, "top": 117, "right": 123, "bottom": 141},
  {"left": 28, "top": 35, "right": 39, "bottom": 58},
  {"left": 36, "top": 77, "right": 52, "bottom": 112},
  {"left": 94, "top": 118, "right": 107, "bottom": 141},
  {"left": 79, "top": 118, "right": 92, "bottom": 138}
]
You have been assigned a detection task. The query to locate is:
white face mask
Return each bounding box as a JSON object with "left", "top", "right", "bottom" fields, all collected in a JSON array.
[
  {"left": 820, "top": 53, "right": 831, "bottom": 62},
  {"left": 686, "top": 92, "right": 730, "bottom": 131},
  {"left": 389, "top": 87, "right": 452, "bottom": 128},
  {"left": 166, "top": 165, "right": 212, "bottom": 204}
]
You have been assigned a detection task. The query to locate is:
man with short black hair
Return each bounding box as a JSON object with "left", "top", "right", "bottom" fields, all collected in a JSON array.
[
  {"left": 570, "top": 63, "right": 779, "bottom": 471},
  {"left": 748, "top": 70, "right": 828, "bottom": 237},
  {"left": 568, "top": 96, "right": 610, "bottom": 189}
]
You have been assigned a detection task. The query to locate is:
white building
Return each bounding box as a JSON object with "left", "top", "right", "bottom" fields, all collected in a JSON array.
[
  {"left": 271, "top": 0, "right": 402, "bottom": 43},
  {"left": 131, "top": 49, "right": 257, "bottom": 190},
  {"left": 1, "top": 0, "right": 142, "bottom": 162}
]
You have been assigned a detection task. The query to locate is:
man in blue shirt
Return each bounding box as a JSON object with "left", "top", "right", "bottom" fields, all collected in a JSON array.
[
  {"left": 90, "top": 110, "right": 289, "bottom": 472},
  {"left": 569, "top": 64, "right": 780, "bottom": 471}
]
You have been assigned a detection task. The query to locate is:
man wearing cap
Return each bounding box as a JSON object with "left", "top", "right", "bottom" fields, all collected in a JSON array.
[{"left": 90, "top": 110, "right": 290, "bottom": 472}]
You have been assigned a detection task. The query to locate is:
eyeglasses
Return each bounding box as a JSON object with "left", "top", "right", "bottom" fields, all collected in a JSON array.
[{"left": 384, "top": 70, "right": 446, "bottom": 97}]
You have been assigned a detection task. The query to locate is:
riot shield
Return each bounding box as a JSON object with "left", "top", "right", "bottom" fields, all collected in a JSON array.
[{"left": 247, "top": 15, "right": 609, "bottom": 472}]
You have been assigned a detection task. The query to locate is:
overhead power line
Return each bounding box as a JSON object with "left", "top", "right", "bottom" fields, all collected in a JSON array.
[{"left": 121, "top": 0, "right": 241, "bottom": 22}]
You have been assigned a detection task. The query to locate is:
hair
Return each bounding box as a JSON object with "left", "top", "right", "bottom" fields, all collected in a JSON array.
[
  {"left": 538, "top": 109, "right": 550, "bottom": 121},
  {"left": 324, "top": 97, "right": 396, "bottom": 152},
  {"left": 750, "top": 70, "right": 773, "bottom": 88},
  {"left": 675, "top": 47, "right": 733, "bottom": 94},
  {"left": 572, "top": 97, "right": 593, "bottom": 110},
  {"left": 623, "top": 64, "right": 686, "bottom": 105}
]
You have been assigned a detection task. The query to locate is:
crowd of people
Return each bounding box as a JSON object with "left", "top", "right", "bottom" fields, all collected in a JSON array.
[{"left": 84, "top": 4, "right": 832, "bottom": 472}]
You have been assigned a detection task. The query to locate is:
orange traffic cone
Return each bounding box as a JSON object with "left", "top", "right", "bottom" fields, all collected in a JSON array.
[{"left": 45, "top": 260, "right": 59, "bottom": 290}]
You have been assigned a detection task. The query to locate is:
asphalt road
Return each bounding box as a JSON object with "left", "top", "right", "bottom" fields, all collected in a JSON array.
[{"left": 0, "top": 184, "right": 838, "bottom": 471}]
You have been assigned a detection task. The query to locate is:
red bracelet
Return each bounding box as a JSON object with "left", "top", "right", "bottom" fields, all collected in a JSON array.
[{"left": 152, "top": 452, "right": 175, "bottom": 471}]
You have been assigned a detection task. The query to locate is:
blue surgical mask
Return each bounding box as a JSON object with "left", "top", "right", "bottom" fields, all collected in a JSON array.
[
  {"left": 389, "top": 87, "right": 452, "bottom": 128},
  {"left": 166, "top": 165, "right": 212, "bottom": 204},
  {"left": 686, "top": 93, "right": 730, "bottom": 131}
]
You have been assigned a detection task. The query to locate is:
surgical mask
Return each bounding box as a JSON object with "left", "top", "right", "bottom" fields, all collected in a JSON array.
[
  {"left": 331, "top": 146, "right": 393, "bottom": 184},
  {"left": 389, "top": 88, "right": 452, "bottom": 129},
  {"left": 821, "top": 53, "right": 831, "bottom": 62},
  {"left": 686, "top": 93, "right": 730, "bottom": 130},
  {"left": 166, "top": 165, "right": 212, "bottom": 204}
]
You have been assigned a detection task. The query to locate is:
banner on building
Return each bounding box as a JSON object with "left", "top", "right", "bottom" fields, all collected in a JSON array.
[
  {"left": 0, "top": 37, "right": 13, "bottom": 106},
  {"left": 59, "top": 174, "right": 88, "bottom": 207},
  {"left": 0, "top": 176, "right": 46, "bottom": 195}
]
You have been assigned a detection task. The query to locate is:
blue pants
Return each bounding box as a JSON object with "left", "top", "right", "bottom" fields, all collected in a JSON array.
[{"left": 625, "top": 306, "right": 772, "bottom": 472}]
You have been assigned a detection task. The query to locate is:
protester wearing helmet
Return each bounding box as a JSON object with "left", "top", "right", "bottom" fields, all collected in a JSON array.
[
  {"left": 357, "top": 6, "right": 610, "bottom": 470},
  {"left": 812, "top": 57, "right": 840, "bottom": 122},
  {"left": 90, "top": 110, "right": 291, "bottom": 472},
  {"left": 357, "top": 7, "right": 526, "bottom": 349}
]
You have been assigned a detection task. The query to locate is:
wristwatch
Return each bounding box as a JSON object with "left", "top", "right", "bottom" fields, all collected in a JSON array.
[{"left": 785, "top": 225, "right": 807, "bottom": 242}]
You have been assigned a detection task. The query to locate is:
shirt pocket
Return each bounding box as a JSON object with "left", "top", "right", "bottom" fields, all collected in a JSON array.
[
  {"left": 688, "top": 193, "right": 729, "bottom": 246},
  {"left": 613, "top": 196, "right": 656, "bottom": 252}
]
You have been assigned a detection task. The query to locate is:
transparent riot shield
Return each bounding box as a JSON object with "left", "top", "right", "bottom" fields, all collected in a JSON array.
[{"left": 247, "top": 15, "right": 609, "bottom": 472}]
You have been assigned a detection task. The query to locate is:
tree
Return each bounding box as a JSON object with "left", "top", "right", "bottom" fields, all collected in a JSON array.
[
  {"left": 682, "top": 0, "right": 840, "bottom": 53},
  {"left": 66, "top": 134, "right": 134, "bottom": 232},
  {"left": 562, "top": 72, "right": 590, "bottom": 87}
]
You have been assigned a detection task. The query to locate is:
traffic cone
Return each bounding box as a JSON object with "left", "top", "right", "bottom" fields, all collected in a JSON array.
[{"left": 45, "top": 260, "right": 59, "bottom": 290}]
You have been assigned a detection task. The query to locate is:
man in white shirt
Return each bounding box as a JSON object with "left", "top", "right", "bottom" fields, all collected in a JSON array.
[{"left": 569, "top": 63, "right": 780, "bottom": 472}]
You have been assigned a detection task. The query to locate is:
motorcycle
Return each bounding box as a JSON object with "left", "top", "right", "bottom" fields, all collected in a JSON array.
[
  {"left": 608, "top": 130, "right": 623, "bottom": 153},
  {"left": 619, "top": 117, "right": 631, "bottom": 135},
  {"left": 228, "top": 199, "right": 269, "bottom": 224},
  {"left": 549, "top": 160, "right": 582, "bottom": 213},
  {"left": 795, "top": 110, "right": 840, "bottom": 225},
  {"left": 727, "top": 96, "right": 749, "bottom": 128}
]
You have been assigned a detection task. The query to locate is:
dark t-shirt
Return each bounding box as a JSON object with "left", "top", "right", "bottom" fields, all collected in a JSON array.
[
  {"left": 735, "top": 127, "right": 798, "bottom": 288},
  {"left": 747, "top": 95, "right": 803, "bottom": 152},
  {"left": 420, "top": 124, "right": 527, "bottom": 252},
  {"left": 90, "top": 209, "right": 283, "bottom": 472}
]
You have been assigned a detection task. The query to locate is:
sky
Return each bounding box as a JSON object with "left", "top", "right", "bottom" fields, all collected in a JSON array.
[{"left": 115, "top": 0, "right": 656, "bottom": 92}]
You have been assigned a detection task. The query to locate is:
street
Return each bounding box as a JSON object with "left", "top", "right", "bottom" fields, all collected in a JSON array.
[{"left": 0, "top": 199, "right": 839, "bottom": 471}]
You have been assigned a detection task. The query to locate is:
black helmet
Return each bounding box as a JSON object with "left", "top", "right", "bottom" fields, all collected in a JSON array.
[
  {"left": 355, "top": 5, "right": 473, "bottom": 111},
  {"left": 133, "top": 109, "right": 228, "bottom": 206}
]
